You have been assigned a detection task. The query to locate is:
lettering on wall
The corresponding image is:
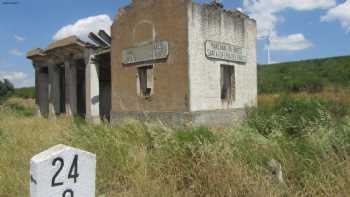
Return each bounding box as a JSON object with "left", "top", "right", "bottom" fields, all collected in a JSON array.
[
  {"left": 122, "top": 41, "right": 169, "bottom": 65},
  {"left": 205, "top": 40, "right": 247, "bottom": 63}
]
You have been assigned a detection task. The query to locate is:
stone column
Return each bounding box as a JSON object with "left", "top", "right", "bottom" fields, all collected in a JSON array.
[
  {"left": 34, "top": 66, "right": 41, "bottom": 117},
  {"left": 85, "top": 50, "right": 100, "bottom": 124},
  {"left": 36, "top": 65, "right": 49, "bottom": 117},
  {"left": 64, "top": 60, "right": 77, "bottom": 116},
  {"left": 48, "top": 62, "right": 60, "bottom": 118}
]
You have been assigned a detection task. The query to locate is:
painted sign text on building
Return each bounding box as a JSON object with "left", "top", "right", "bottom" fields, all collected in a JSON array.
[
  {"left": 205, "top": 40, "right": 246, "bottom": 63},
  {"left": 122, "top": 41, "right": 169, "bottom": 65}
]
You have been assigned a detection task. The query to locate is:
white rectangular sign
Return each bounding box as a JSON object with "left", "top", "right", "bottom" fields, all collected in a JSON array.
[
  {"left": 30, "top": 144, "right": 96, "bottom": 197},
  {"left": 205, "top": 40, "right": 247, "bottom": 63},
  {"left": 122, "top": 41, "right": 169, "bottom": 65}
]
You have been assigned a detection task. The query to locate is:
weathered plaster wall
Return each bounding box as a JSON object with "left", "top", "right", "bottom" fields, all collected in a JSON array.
[
  {"left": 187, "top": 3, "right": 257, "bottom": 112},
  {"left": 85, "top": 52, "right": 100, "bottom": 124},
  {"left": 111, "top": 109, "right": 245, "bottom": 128},
  {"left": 111, "top": 0, "right": 190, "bottom": 114}
]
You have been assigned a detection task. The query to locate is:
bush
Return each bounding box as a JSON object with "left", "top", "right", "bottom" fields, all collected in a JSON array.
[
  {"left": 0, "top": 79, "right": 15, "bottom": 98},
  {"left": 247, "top": 95, "right": 332, "bottom": 136},
  {"left": 285, "top": 74, "right": 324, "bottom": 93},
  {"left": 277, "top": 96, "right": 331, "bottom": 135},
  {"left": 1, "top": 98, "right": 36, "bottom": 117},
  {"left": 175, "top": 127, "right": 216, "bottom": 145},
  {"left": 323, "top": 99, "right": 350, "bottom": 119}
]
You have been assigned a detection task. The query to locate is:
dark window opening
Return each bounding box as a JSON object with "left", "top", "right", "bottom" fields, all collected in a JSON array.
[
  {"left": 39, "top": 67, "right": 48, "bottom": 74},
  {"left": 221, "top": 65, "right": 235, "bottom": 101},
  {"left": 138, "top": 65, "right": 153, "bottom": 97}
]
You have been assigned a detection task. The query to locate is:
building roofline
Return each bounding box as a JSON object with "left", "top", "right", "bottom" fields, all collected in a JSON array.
[
  {"left": 27, "top": 36, "right": 103, "bottom": 61},
  {"left": 45, "top": 36, "right": 88, "bottom": 52},
  {"left": 26, "top": 48, "right": 46, "bottom": 59},
  {"left": 116, "top": 0, "right": 253, "bottom": 22},
  {"left": 190, "top": 1, "right": 252, "bottom": 20}
]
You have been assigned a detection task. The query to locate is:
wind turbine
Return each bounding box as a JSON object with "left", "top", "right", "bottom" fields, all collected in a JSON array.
[
  {"left": 267, "top": 33, "right": 272, "bottom": 64},
  {"left": 259, "top": 31, "right": 273, "bottom": 64}
]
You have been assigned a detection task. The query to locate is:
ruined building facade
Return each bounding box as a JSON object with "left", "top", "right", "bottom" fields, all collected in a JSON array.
[{"left": 27, "top": 0, "right": 257, "bottom": 126}]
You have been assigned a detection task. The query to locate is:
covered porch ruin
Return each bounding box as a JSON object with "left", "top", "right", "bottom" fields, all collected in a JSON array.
[{"left": 27, "top": 36, "right": 111, "bottom": 123}]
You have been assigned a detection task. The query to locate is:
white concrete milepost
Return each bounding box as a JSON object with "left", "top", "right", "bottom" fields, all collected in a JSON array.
[{"left": 30, "top": 144, "right": 96, "bottom": 197}]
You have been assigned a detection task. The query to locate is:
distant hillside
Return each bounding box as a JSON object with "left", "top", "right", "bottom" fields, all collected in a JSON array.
[
  {"left": 258, "top": 56, "right": 350, "bottom": 94},
  {"left": 14, "top": 87, "right": 35, "bottom": 99},
  {"left": 10, "top": 55, "right": 350, "bottom": 99}
]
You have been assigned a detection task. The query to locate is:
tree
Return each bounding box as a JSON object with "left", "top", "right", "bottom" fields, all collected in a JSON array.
[
  {"left": 4, "top": 79, "right": 14, "bottom": 92},
  {"left": 0, "top": 79, "right": 15, "bottom": 97}
]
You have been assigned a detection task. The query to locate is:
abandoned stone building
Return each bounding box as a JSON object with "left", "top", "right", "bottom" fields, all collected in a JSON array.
[{"left": 27, "top": 0, "right": 257, "bottom": 126}]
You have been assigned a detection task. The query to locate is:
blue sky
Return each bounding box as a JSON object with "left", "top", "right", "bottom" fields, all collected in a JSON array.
[{"left": 0, "top": 0, "right": 349, "bottom": 87}]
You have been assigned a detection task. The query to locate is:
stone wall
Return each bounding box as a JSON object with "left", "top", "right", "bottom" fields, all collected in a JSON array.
[
  {"left": 109, "top": 0, "right": 257, "bottom": 126},
  {"left": 187, "top": 2, "right": 257, "bottom": 112},
  {"left": 111, "top": 109, "right": 246, "bottom": 128},
  {"left": 111, "top": 0, "right": 191, "bottom": 114}
]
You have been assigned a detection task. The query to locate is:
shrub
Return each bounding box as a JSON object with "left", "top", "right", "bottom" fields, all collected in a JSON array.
[
  {"left": 276, "top": 96, "right": 331, "bottom": 135},
  {"left": 323, "top": 99, "right": 350, "bottom": 119},
  {"left": 246, "top": 104, "right": 277, "bottom": 136},
  {"left": 247, "top": 95, "right": 332, "bottom": 136},
  {"left": 285, "top": 74, "right": 324, "bottom": 93},
  {"left": 1, "top": 98, "right": 36, "bottom": 117},
  {"left": 175, "top": 127, "right": 216, "bottom": 145},
  {"left": 0, "top": 79, "right": 15, "bottom": 98}
]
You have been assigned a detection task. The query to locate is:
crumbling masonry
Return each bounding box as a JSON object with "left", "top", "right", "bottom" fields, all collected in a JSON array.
[{"left": 27, "top": 0, "right": 257, "bottom": 126}]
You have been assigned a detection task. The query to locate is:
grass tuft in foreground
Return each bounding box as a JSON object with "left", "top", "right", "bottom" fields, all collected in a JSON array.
[{"left": 0, "top": 94, "right": 350, "bottom": 196}]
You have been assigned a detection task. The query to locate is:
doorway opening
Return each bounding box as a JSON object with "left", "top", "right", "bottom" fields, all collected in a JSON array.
[
  {"left": 96, "top": 52, "right": 111, "bottom": 121},
  {"left": 220, "top": 65, "right": 235, "bottom": 102},
  {"left": 76, "top": 59, "right": 86, "bottom": 117}
]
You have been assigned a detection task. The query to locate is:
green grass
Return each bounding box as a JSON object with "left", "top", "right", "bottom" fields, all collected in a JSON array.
[
  {"left": 0, "top": 94, "right": 350, "bottom": 196},
  {"left": 1, "top": 55, "right": 350, "bottom": 196},
  {"left": 13, "top": 87, "right": 35, "bottom": 99},
  {"left": 258, "top": 55, "right": 350, "bottom": 93}
]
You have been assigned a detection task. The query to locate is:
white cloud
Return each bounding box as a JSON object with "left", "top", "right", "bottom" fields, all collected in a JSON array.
[
  {"left": 53, "top": 14, "right": 112, "bottom": 42},
  {"left": 321, "top": 1, "right": 350, "bottom": 32},
  {"left": 0, "top": 71, "right": 26, "bottom": 82},
  {"left": 9, "top": 49, "right": 24, "bottom": 56},
  {"left": 269, "top": 33, "right": 313, "bottom": 51},
  {"left": 243, "top": 0, "right": 336, "bottom": 37},
  {"left": 14, "top": 34, "right": 26, "bottom": 42},
  {"left": 0, "top": 71, "right": 33, "bottom": 88},
  {"left": 242, "top": 0, "right": 332, "bottom": 52}
]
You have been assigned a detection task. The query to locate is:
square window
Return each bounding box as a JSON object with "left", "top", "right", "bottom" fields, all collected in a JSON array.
[{"left": 137, "top": 65, "right": 153, "bottom": 97}]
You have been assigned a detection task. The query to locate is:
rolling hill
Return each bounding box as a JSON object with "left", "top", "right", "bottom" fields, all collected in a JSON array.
[{"left": 258, "top": 55, "right": 350, "bottom": 93}]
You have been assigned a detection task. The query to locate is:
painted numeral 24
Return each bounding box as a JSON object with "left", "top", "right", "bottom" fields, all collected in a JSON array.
[{"left": 51, "top": 155, "right": 79, "bottom": 197}]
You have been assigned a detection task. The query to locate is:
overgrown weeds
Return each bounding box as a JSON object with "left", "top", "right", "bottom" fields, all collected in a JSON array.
[{"left": 0, "top": 95, "right": 350, "bottom": 196}]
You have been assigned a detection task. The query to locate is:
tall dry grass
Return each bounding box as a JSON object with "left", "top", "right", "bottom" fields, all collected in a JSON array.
[{"left": 0, "top": 94, "right": 350, "bottom": 196}]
